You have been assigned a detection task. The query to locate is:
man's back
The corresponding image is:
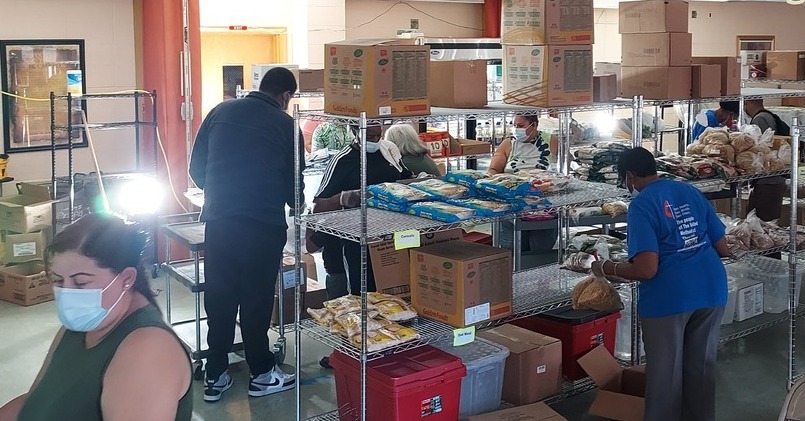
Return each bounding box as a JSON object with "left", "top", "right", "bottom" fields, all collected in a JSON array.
[
  {"left": 751, "top": 110, "right": 778, "bottom": 133},
  {"left": 189, "top": 91, "right": 300, "bottom": 227}
]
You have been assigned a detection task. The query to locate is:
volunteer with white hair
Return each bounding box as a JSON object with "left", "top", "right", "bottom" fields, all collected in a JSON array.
[{"left": 384, "top": 124, "right": 442, "bottom": 176}]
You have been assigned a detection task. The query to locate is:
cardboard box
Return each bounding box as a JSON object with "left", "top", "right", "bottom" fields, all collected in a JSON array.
[
  {"left": 593, "top": 73, "right": 618, "bottom": 102},
  {"left": 578, "top": 345, "right": 646, "bottom": 421},
  {"left": 735, "top": 282, "right": 764, "bottom": 322},
  {"left": 501, "top": 0, "right": 594, "bottom": 45},
  {"left": 419, "top": 131, "right": 451, "bottom": 158},
  {"left": 595, "top": 62, "right": 622, "bottom": 94},
  {"left": 621, "top": 66, "right": 691, "bottom": 99},
  {"left": 621, "top": 33, "right": 692, "bottom": 67},
  {"left": 410, "top": 241, "right": 513, "bottom": 328},
  {"left": 692, "top": 56, "right": 741, "bottom": 95},
  {"left": 271, "top": 254, "right": 318, "bottom": 326},
  {"left": 449, "top": 138, "right": 492, "bottom": 156},
  {"left": 0, "top": 261, "right": 52, "bottom": 306},
  {"left": 252, "top": 64, "right": 299, "bottom": 90},
  {"left": 766, "top": 51, "right": 805, "bottom": 81},
  {"left": 429, "top": 60, "right": 488, "bottom": 108},
  {"left": 503, "top": 45, "right": 593, "bottom": 107},
  {"left": 691, "top": 64, "right": 722, "bottom": 98},
  {"left": 619, "top": 0, "right": 689, "bottom": 34},
  {"left": 466, "top": 402, "right": 567, "bottom": 421},
  {"left": 782, "top": 97, "right": 805, "bottom": 107},
  {"left": 298, "top": 69, "right": 325, "bottom": 92},
  {"left": 324, "top": 39, "right": 430, "bottom": 117},
  {"left": 1, "top": 229, "right": 49, "bottom": 264},
  {"left": 479, "top": 324, "right": 563, "bottom": 405},
  {"left": 0, "top": 183, "right": 53, "bottom": 234},
  {"left": 370, "top": 229, "right": 463, "bottom": 299}
]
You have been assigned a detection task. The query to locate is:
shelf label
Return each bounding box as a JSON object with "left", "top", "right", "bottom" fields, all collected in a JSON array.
[
  {"left": 453, "top": 326, "right": 476, "bottom": 347},
  {"left": 394, "top": 229, "right": 420, "bottom": 250}
]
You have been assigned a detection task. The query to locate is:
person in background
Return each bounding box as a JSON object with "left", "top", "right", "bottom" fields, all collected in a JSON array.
[
  {"left": 691, "top": 101, "right": 740, "bottom": 141},
  {"left": 592, "top": 147, "right": 731, "bottom": 421},
  {"left": 384, "top": 124, "right": 442, "bottom": 176},
  {"left": 488, "top": 114, "right": 557, "bottom": 175},
  {"left": 744, "top": 99, "right": 788, "bottom": 222},
  {"left": 0, "top": 213, "right": 192, "bottom": 421},
  {"left": 189, "top": 67, "right": 301, "bottom": 402},
  {"left": 308, "top": 124, "right": 412, "bottom": 368}
]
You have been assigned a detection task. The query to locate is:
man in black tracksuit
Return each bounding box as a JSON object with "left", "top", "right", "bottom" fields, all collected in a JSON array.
[{"left": 189, "top": 67, "right": 303, "bottom": 402}]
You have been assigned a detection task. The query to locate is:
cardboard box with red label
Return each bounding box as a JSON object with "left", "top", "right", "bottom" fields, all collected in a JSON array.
[{"left": 418, "top": 131, "right": 451, "bottom": 158}]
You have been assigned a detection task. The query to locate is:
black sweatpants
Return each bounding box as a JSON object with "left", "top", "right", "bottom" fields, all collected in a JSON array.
[
  {"left": 342, "top": 241, "right": 376, "bottom": 295},
  {"left": 204, "top": 216, "right": 286, "bottom": 380}
]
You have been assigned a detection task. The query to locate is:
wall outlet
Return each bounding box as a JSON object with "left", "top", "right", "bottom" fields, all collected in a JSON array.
[
  {"left": 410, "top": 19, "right": 419, "bottom": 29},
  {"left": 691, "top": 10, "right": 697, "bottom": 18}
]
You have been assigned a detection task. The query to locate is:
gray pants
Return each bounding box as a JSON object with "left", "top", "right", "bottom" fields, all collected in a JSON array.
[{"left": 641, "top": 306, "right": 724, "bottom": 421}]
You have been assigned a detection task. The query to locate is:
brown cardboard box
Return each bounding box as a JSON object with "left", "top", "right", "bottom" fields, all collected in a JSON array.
[
  {"left": 503, "top": 45, "right": 593, "bottom": 107},
  {"left": 766, "top": 51, "right": 805, "bottom": 81},
  {"left": 370, "top": 229, "right": 463, "bottom": 299},
  {"left": 466, "top": 402, "right": 567, "bottom": 421},
  {"left": 501, "top": 0, "right": 594, "bottom": 45},
  {"left": 1, "top": 229, "right": 49, "bottom": 264},
  {"left": 621, "top": 33, "right": 692, "bottom": 67},
  {"left": 0, "top": 183, "right": 53, "bottom": 233},
  {"left": 595, "top": 62, "right": 622, "bottom": 94},
  {"left": 619, "top": 0, "right": 689, "bottom": 34},
  {"left": 0, "top": 261, "right": 52, "bottom": 306},
  {"left": 578, "top": 345, "right": 646, "bottom": 421},
  {"left": 593, "top": 73, "right": 618, "bottom": 102},
  {"left": 298, "top": 69, "right": 325, "bottom": 92},
  {"left": 410, "top": 241, "right": 512, "bottom": 328},
  {"left": 449, "top": 138, "right": 492, "bottom": 156},
  {"left": 271, "top": 254, "right": 318, "bottom": 326},
  {"left": 324, "top": 39, "right": 430, "bottom": 117},
  {"left": 621, "top": 66, "right": 691, "bottom": 99},
  {"left": 692, "top": 56, "right": 741, "bottom": 95},
  {"left": 429, "top": 60, "right": 488, "bottom": 108},
  {"left": 783, "top": 97, "right": 805, "bottom": 107},
  {"left": 691, "top": 64, "right": 722, "bottom": 98},
  {"left": 478, "top": 324, "right": 563, "bottom": 405}
]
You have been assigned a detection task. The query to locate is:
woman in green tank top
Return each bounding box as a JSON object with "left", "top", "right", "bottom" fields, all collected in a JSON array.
[{"left": 0, "top": 213, "right": 193, "bottom": 421}]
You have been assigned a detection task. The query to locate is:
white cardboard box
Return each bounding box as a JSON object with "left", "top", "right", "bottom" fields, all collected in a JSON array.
[{"left": 735, "top": 283, "right": 763, "bottom": 322}]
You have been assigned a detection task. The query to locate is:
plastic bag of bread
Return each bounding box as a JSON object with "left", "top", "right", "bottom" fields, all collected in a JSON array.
[
  {"left": 337, "top": 313, "right": 386, "bottom": 337},
  {"left": 374, "top": 300, "right": 417, "bottom": 322},
  {"left": 777, "top": 143, "right": 793, "bottom": 163},
  {"left": 736, "top": 151, "right": 765, "bottom": 173},
  {"left": 772, "top": 135, "right": 791, "bottom": 151},
  {"left": 769, "top": 158, "right": 787, "bottom": 171},
  {"left": 703, "top": 144, "right": 736, "bottom": 164},
  {"left": 307, "top": 308, "right": 334, "bottom": 326},
  {"left": 602, "top": 201, "right": 628, "bottom": 217},
  {"left": 562, "top": 252, "right": 596, "bottom": 273},
  {"left": 572, "top": 274, "right": 623, "bottom": 311},
  {"left": 730, "top": 132, "right": 755, "bottom": 152},
  {"left": 686, "top": 142, "right": 706, "bottom": 155},
  {"left": 350, "top": 329, "right": 400, "bottom": 352},
  {"left": 701, "top": 127, "right": 729, "bottom": 145}
]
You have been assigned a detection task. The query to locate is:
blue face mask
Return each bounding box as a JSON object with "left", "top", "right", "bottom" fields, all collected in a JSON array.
[
  {"left": 364, "top": 141, "right": 381, "bottom": 153},
  {"left": 54, "top": 274, "right": 127, "bottom": 332}
]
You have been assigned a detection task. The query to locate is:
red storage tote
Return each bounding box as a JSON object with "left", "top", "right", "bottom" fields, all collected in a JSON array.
[
  {"left": 512, "top": 305, "right": 621, "bottom": 380},
  {"left": 329, "top": 345, "right": 467, "bottom": 421}
]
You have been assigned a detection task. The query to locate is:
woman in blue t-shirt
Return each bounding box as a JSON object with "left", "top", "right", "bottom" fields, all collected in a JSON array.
[{"left": 592, "top": 147, "right": 731, "bottom": 421}]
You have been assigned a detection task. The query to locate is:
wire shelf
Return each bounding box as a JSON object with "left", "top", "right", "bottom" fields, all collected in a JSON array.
[
  {"left": 302, "top": 180, "right": 627, "bottom": 243},
  {"left": 690, "top": 169, "right": 793, "bottom": 191},
  {"left": 719, "top": 311, "right": 791, "bottom": 344},
  {"left": 53, "top": 92, "right": 156, "bottom": 100},
  {"left": 53, "top": 121, "right": 158, "bottom": 131},
  {"left": 544, "top": 377, "right": 598, "bottom": 405},
  {"left": 161, "top": 260, "right": 205, "bottom": 293},
  {"left": 305, "top": 408, "right": 354, "bottom": 421},
  {"left": 743, "top": 79, "right": 805, "bottom": 86}
]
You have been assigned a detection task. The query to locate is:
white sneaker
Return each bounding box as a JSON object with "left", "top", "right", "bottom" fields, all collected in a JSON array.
[
  {"left": 248, "top": 366, "right": 295, "bottom": 397},
  {"left": 276, "top": 365, "right": 296, "bottom": 381},
  {"left": 204, "top": 371, "right": 233, "bottom": 402}
]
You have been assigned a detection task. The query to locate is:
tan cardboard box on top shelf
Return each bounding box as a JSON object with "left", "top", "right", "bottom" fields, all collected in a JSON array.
[
  {"left": 593, "top": 73, "right": 618, "bottom": 102},
  {"left": 323, "top": 39, "right": 430, "bottom": 118},
  {"left": 766, "top": 51, "right": 805, "bottom": 81},
  {"left": 502, "top": 44, "right": 594, "bottom": 107},
  {"left": 619, "top": 0, "right": 689, "bottom": 34},
  {"left": 691, "top": 56, "right": 741, "bottom": 95},
  {"left": 429, "top": 60, "right": 488, "bottom": 109},
  {"left": 0, "top": 261, "right": 51, "bottom": 306},
  {"left": 595, "top": 62, "right": 622, "bottom": 94},
  {"left": 621, "top": 66, "right": 692, "bottom": 100},
  {"left": 500, "top": 0, "right": 594, "bottom": 45},
  {"left": 298, "top": 69, "right": 325, "bottom": 93},
  {"left": 691, "top": 64, "right": 722, "bottom": 98},
  {"left": 621, "top": 32, "right": 692, "bottom": 67}
]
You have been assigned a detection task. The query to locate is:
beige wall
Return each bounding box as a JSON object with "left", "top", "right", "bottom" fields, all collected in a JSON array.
[
  {"left": 0, "top": 0, "right": 138, "bottom": 183},
  {"left": 345, "top": 0, "right": 484, "bottom": 40},
  {"left": 595, "top": 2, "right": 805, "bottom": 64}
]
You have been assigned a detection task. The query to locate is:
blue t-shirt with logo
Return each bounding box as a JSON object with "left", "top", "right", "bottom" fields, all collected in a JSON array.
[{"left": 627, "top": 179, "right": 727, "bottom": 318}]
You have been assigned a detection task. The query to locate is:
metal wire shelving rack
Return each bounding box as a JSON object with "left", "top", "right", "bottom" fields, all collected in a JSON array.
[{"left": 287, "top": 87, "right": 805, "bottom": 420}]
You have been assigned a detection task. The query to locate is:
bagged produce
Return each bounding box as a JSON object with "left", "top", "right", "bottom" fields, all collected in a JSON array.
[
  {"left": 443, "top": 170, "right": 489, "bottom": 188},
  {"left": 408, "top": 201, "right": 476, "bottom": 222},
  {"left": 446, "top": 197, "right": 515, "bottom": 216},
  {"left": 367, "top": 182, "right": 432, "bottom": 205},
  {"left": 572, "top": 274, "right": 623, "bottom": 311},
  {"left": 409, "top": 179, "right": 470, "bottom": 199}
]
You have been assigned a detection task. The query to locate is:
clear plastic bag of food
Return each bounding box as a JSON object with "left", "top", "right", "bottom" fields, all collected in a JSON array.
[
  {"left": 307, "top": 308, "right": 334, "bottom": 326},
  {"left": 443, "top": 170, "right": 489, "bottom": 188},
  {"left": 350, "top": 329, "right": 401, "bottom": 352},
  {"left": 367, "top": 182, "right": 433, "bottom": 205},
  {"left": 561, "top": 251, "right": 596, "bottom": 273},
  {"left": 601, "top": 201, "right": 628, "bottom": 217},
  {"left": 572, "top": 274, "right": 623, "bottom": 311},
  {"left": 383, "top": 324, "right": 420, "bottom": 344},
  {"left": 520, "top": 169, "right": 573, "bottom": 193},
  {"left": 336, "top": 313, "right": 386, "bottom": 337},
  {"left": 446, "top": 198, "right": 514, "bottom": 216},
  {"left": 409, "top": 179, "right": 470, "bottom": 200},
  {"left": 367, "top": 197, "right": 409, "bottom": 213},
  {"left": 408, "top": 201, "right": 476, "bottom": 222},
  {"left": 477, "top": 173, "right": 542, "bottom": 199},
  {"left": 374, "top": 300, "right": 418, "bottom": 322}
]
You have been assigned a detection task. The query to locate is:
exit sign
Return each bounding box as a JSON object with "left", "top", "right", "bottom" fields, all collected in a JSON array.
[{"left": 229, "top": 25, "right": 248, "bottom": 30}]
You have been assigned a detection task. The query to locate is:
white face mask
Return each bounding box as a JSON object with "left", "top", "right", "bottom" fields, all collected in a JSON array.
[
  {"left": 54, "top": 274, "right": 127, "bottom": 332},
  {"left": 364, "top": 142, "right": 381, "bottom": 153}
]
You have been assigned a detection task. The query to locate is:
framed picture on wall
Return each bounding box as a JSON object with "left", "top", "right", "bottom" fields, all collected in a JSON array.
[{"left": 0, "top": 39, "right": 87, "bottom": 153}]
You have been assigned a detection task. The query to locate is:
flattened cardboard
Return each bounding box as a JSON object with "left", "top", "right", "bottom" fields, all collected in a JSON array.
[
  {"left": 478, "top": 324, "right": 563, "bottom": 404},
  {"left": 324, "top": 39, "right": 430, "bottom": 117},
  {"left": 691, "top": 64, "right": 722, "bottom": 98},
  {"left": 692, "top": 56, "right": 741, "bottom": 95},
  {"left": 619, "top": 0, "right": 689, "bottom": 34},
  {"left": 621, "top": 33, "right": 692, "bottom": 67},
  {"left": 766, "top": 51, "right": 805, "bottom": 81},
  {"left": 429, "top": 60, "right": 488, "bottom": 108},
  {"left": 503, "top": 45, "right": 593, "bottom": 107},
  {"left": 370, "top": 229, "right": 463, "bottom": 299},
  {"left": 501, "top": 0, "right": 594, "bottom": 45},
  {"left": 466, "top": 402, "right": 567, "bottom": 421},
  {"left": 622, "top": 66, "right": 691, "bottom": 99}
]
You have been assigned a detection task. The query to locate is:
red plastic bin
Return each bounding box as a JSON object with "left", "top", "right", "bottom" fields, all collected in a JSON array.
[
  {"left": 329, "top": 345, "right": 467, "bottom": 421},
  {"left": 512, "top": 306, "right": 621, "bottom": 380}
]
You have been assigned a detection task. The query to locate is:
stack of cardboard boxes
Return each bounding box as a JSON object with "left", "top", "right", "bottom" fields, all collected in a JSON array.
[
  {"left": 0, "top": 183, "right": 53, "bottom": 306},
  {"left": 500, "top": 0, "right": 595, "bottom": 107}
]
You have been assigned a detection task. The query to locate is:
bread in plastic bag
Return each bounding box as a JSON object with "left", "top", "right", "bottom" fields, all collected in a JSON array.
[
  {"left": 602, "top": 201, "right": 628, "bottom": 217},
  {"left": 572, "top": 274, "right": 624, "bottom": 311},
  {"left": 443, "top": 170, "right": 489, "bottom": 188},
  {"left": 769, "top": 158, "right": 787, "bottom": 171},
  {"left": 367, "top": 182, "right": 433, "bottom": 205},
  {"left": 408, "top": 201, "right": 476, "bottom": 222},
  {"left": 730, "top": 132, "right": 755, "bottom": 152},
  {"left": 703, "top": 143, "right": 736, "bottom": 164},
  {"left": 409, "top": 179, "right": 470, "bottom": 200},
  {"left": 701, "top": 127, "right": 729, "bottom": 145},
  {"left": 447, "top": 198, "right": 514, "bottom": 216}
]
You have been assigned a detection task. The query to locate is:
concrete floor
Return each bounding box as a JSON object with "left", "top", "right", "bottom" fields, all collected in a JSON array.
[{"left": 0, "top": 277, "right": 797, "bottom": 421}]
